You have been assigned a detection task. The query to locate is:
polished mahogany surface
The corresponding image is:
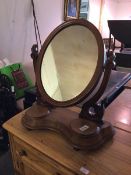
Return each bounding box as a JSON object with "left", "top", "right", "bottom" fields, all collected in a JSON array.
[
  {"left": 104, "top": 89, "right": 131, "bottom": 129},
  {"left": 125, "top": 80, "right": 131, "bottom": 89}
]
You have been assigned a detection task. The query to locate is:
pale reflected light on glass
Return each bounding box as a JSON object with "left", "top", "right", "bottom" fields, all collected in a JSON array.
[{"left": 41, "top": 25, "right": 98, "bottom": 102}]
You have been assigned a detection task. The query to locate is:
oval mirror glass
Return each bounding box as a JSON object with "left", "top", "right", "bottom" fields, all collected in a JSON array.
[{"left": 37, "top": 20, "right": 104, "bottom": 106}]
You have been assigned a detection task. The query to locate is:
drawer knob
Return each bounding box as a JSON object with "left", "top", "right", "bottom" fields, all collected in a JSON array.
[
  {"left": 19, "top": 150, "right": 27, "bottom": 157},
  {"left": 55, "top": 173, "right": 61, "bottom": 175}
]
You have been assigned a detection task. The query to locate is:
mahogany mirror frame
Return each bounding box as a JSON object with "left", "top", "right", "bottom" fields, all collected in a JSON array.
[{"left": 35, "top": 19, "right": 105, "bottom": 107}]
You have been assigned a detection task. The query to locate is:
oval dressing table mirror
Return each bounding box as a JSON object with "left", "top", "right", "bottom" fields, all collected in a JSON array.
[{"left": 22, "top": 19, "right": 114, "bottom": 150}]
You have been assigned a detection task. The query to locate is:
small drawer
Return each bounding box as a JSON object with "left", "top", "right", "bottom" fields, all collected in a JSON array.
[{"left": 13, "top": 136, "right": 76, "bottom": 175}]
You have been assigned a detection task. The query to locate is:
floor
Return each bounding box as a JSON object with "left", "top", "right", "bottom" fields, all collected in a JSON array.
[{"left": 0, "top": 150, "right": 14, "bottom": 175}]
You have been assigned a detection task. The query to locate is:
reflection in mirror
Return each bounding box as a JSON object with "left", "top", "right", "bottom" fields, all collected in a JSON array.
[{"left": 41, "top": 25, "right": 98, "bottom": 101}]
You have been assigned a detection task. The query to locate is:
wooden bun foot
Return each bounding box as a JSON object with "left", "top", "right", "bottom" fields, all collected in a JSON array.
[{"left": 22, "top": 103, "right": 50, "bottom": 129}]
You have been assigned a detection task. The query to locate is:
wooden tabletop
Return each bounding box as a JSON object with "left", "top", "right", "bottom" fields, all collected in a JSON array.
[
  {"left": 125, "top": 79, "right": 131, "bottom": 89},
  {"left": 105, "top": 89, "right": 131, "bottom": 126},
  {"left": 3, "top": 89, "right": 131, "bottom": 175}
]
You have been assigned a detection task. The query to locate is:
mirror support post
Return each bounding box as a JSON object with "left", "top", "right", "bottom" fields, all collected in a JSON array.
[
  {"left": 79, "top": 51, "right": 115, "bottom": 124},
  {"left": 31, "top": 44, "right": 47, "bottom": 105},
  {"left": 31, "top": 44, "right": 39, "bottom": 70}
]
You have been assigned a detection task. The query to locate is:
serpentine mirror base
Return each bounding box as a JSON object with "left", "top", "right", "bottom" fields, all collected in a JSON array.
[{"left": 22, "top": 103, "right": 114, "bottom": 150}]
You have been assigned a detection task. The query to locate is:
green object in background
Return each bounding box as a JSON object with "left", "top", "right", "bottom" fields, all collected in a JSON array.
[{"left": 0, "top": 63, "right": 34, "bottom": 99}]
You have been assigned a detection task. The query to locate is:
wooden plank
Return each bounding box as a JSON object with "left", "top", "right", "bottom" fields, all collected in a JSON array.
[
  {"left": 125, "top": 80, "right": 131, "bottom": 89},
  {"left": 114, "top": 122, "right": 131, "bottom": 133},
  {"left": 104, "top": 89, "right": 131, "bottom": 126}
]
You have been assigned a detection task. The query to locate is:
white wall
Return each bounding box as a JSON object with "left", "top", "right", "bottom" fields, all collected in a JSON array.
[
  {"left": 0, "top": 0, "right": 64, "bottom": 63},
  {"left": 116, "top": 0, "right": 131, "bottom": 20},
  {"left": 100, "top": 0, "right": 131, "bottom": 38},
  {"left": 88, "top": 0, "right": 101, "bottom": 29},
  {"left": 0, "top": 0, "right": 102, "bottom": 65},
  {"left": 1, "top": 0, "right": 131, "bottom": 65},
  {"left": 100, "top": 0, "right": 117, "bottom": 38}
]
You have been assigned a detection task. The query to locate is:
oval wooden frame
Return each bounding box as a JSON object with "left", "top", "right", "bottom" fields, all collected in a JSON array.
[{"left": 35, "top": 19, "right": 104, "bottom": 107}]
